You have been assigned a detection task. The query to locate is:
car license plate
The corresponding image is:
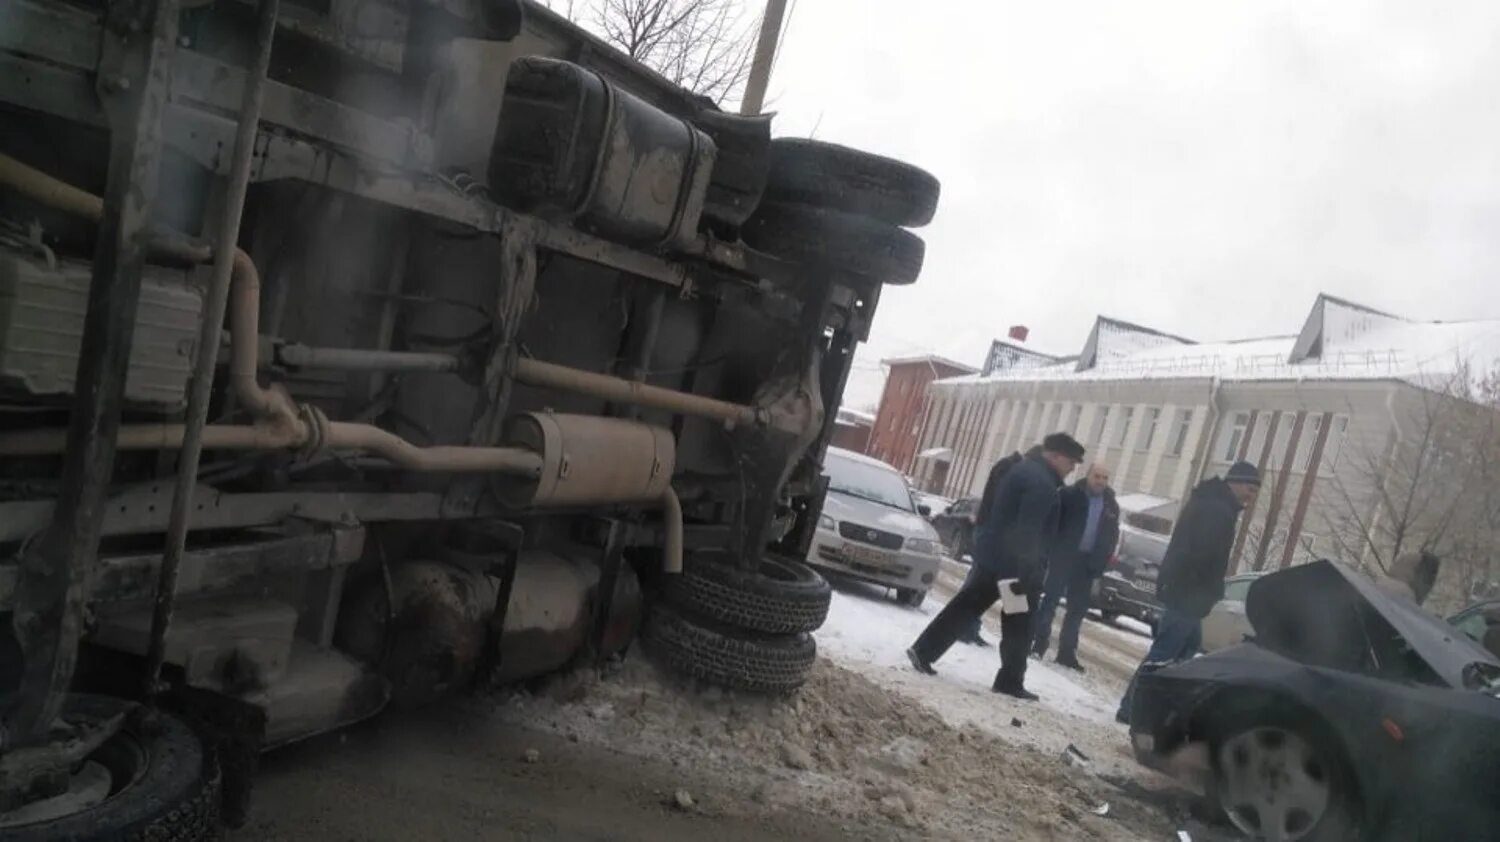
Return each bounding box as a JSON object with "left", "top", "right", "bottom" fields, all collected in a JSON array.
[
  {"left": 841, "top": 542, "right": 893, "bottom": 568},
  {"left": 1137, "top": 580, "right": 1156, "bottom": 594}
]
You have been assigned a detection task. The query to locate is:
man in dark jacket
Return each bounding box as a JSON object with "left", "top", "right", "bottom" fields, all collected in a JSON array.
[
  {"left": 958, "top": 448, "right": 1028, "bottom": 647},
  {"left": 907, "top": 433, "right": 1084, "bottom": 701},
  {"left": 1031, "top": 463, "right": 1119, "bottom": 670},
  {"left": 1116, "top": 461, "right": 1260, "bottom": 723}
]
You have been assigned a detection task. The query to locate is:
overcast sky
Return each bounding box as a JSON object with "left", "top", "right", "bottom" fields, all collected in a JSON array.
[{"left": 758, "top": 0, "right": 1500, "bottom": 410}]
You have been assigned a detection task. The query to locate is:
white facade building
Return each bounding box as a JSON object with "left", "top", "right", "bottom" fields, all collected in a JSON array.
[{"left": 912, "top": 294, "right": 1500, "bottom": 592}]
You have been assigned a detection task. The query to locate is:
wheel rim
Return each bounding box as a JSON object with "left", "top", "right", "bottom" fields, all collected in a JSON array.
[
  {"left": 0, "top": 725, "right": 149, "bottom": 829},
  {"left": 1216, "top": 726, "right": 1332, "bottom": 842}
]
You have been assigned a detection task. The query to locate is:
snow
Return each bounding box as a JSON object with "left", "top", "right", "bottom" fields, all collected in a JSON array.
[
  {"left": 820, "top": 587, "right": 1115, "bottom": 724},
  {"left": 931, "top": 294, "right": 1500, "bottom": 390},
  {"left": 815, "top": 579, "right": 1153, "bottom": 779}
]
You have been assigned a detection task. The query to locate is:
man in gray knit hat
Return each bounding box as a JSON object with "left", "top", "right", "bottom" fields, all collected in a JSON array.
[{"left": 1116, "top": 460, "right": 1261, "bottom": 724}]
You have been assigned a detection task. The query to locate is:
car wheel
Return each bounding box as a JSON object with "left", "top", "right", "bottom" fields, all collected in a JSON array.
[
  {"left": 742, "top": 201, "right": 926, "bottom": 286},
  {"left": 0, "top": 695, "right": 221, "bottom": 841},
  {"left": 664, "top": 550, "right": 831, "bottom": 635},
  {"left": 645, "top": 603, "right": 816, "bottom": 695},
  {"left": 1210, "top": 713, "right": 1360, "bottom": 842},
  {"left": 896, "top": 588, "right": 926, "bottom": 608},
  {"left": 763, "top": 138, "right": 940, "bottom": 228}
]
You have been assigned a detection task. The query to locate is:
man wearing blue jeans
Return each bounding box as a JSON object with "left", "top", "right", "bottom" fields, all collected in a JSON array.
[
  {"left": 1032, "top": 463, "right": 1119, "bottom": 670},
  {"left": 1116, "top": 461, "right": 1261, "bottom": 724}
]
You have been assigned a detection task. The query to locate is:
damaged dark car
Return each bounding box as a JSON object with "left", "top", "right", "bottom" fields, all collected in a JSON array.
[{"left": 1128, "top": 560, "right": 1500, "bottom": 841}]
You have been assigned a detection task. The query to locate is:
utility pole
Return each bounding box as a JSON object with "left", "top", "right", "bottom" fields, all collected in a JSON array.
[{"left": 740, "top": 0, "right": 788, "bottom": 115}]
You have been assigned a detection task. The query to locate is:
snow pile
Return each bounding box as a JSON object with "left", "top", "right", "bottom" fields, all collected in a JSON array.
[{"left": 489, "top": 656, "right": 1179, "bottom": 840}]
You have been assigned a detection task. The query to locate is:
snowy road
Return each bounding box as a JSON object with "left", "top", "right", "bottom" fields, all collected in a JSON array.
[{"left": 816, "top": 574, "right": 1153, "bottom": 780}]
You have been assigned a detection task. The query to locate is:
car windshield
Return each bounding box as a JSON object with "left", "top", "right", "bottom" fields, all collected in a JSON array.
[
  {"left": 1118, "top": 528, "right": 1168, "bottom": 565},
  {"left": 824, "top": 451, "right": 915, "bottom": 512}
]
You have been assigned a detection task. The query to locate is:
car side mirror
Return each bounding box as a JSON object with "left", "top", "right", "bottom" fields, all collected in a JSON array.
[{"left": 918, "top": 504, "right": 932, "bottom": 517}]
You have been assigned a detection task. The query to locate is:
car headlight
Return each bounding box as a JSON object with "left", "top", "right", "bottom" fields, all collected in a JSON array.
[
  {"left": 819, "top": 514, "right": 836, "bottom": 531},
  {"left": 905, "top": 537, "right": 940, "bottom": 555}
]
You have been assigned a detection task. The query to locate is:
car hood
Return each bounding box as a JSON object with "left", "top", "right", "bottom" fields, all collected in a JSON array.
[
  {"left": 823, "top": 491, "right": 937, "bottom": 541},
  {"left": 1246, "top": 560, "right": 1500, "bottom": 689}
]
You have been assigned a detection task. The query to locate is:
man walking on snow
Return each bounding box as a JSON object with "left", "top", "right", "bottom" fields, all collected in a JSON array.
[
  {"left": 907, "top": 433, "right": 1084, "bottom": 700},
  {"left": 1031, "top": 463, "right": 1119, "bottom": 671},
  {"left": 958, "top": 448, "right": 1028, "bottom": 647},
  {"left": 1116, "top": 461, "right": 1260, "bottom": 724}
]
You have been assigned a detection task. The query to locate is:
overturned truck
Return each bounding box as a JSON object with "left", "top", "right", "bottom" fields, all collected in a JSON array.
[{"left": 0, "top": 0, "right": 939, "bottom": 835}]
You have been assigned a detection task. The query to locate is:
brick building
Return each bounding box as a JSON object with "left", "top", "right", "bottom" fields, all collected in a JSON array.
[
  {"left": 867, "top": 355, "right": 976, "bottom": 473},
  {"left": 831, "top": 406, "right": 875, "bottom": 453}
]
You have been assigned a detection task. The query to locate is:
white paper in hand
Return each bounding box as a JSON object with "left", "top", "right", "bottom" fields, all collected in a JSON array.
[{"left": 998, "top": 579, "right": 1029, "bottom": 614}]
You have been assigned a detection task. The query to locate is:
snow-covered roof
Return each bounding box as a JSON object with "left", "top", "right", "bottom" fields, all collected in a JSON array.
[
  {"left": 836, "top": 407, "right": 876, "bottom": 425},
  {"left": 1075, "top": 316, "right": 1195, "bottom": 372},
  {"left": 932, "top": 294, "right": 1500, "bottom": 392},
  {"left": 981, "top": 339, "right": 1067, "bottom": 376},
  {"left": 915, "top": 447, "right": 953, "bottom": 462},
  {"left": 880, "top": 354, "right": 977, "bottom": 373}
]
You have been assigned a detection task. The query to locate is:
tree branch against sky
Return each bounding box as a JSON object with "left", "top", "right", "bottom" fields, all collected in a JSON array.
[
  {"left": 1319, "top": 367, "right": 1500, "bottom": 610},
  {"left": 544, "top": 0, "right": 758, "bottom": 106}
]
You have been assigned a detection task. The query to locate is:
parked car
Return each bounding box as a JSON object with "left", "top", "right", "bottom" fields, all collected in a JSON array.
[
  {"left": 1200, "top": 573, "right": 1266, "bottom": 653},
  {"left": 809, "top": 448, "right": 944, "bottom": 607},
  {"left": 1449, "top": 599, "right": 1500, "bottom": 658},
  {"left": 930, "top": 497, "right": 980, "bottom": 558},
  {"left": 911, "top": 490, "right": 953, "bottom": 520},
  {"left": 1091, "top": 525, "right": 1168, "bottom": 631},
  {"left": 1129, "top": 560, "right": 1500, "bottom": 841}
]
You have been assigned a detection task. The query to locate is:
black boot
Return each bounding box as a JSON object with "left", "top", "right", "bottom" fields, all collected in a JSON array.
[
  {"left": 992, "top": 682, "right": 1040, "bottom": 701},
  {"left": 1055, "top": 654, "right": 1085, "bottom": 673},
  {"left": 906, "top": 646, "right": 937, "bottom": 676}
]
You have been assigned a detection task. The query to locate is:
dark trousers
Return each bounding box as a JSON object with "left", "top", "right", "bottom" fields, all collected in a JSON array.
[
  {"left": 1031, "top": 562, "right": 1093, "bottom": 661},
  {"left": 911, "top": 566, "right": 1036, "bottom": 690},
  {"left": 959, "top": 562, "right": 988, "bottom": 642},
  {"left": 1116, "top": 608, "right": 1203, "bottom": 722}
]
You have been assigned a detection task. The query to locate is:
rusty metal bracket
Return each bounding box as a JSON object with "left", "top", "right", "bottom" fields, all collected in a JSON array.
[
  {"left": 4, "top": 0, "right": 180, "bottom": 746},
  {"left": 590, "top": 520, "right": 630, "bottom": 660}
]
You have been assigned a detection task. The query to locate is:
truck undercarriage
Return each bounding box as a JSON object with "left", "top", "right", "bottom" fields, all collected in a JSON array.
[{"left": 0, "top": 0, "right": 937, "bottom": 834}]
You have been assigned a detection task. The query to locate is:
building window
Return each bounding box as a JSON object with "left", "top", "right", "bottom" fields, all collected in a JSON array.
[
  {"left": 1298, "top": 414, "right": 1324, "bottom": 471},
  {"left": 1114, "top": 407, "right": 1134, "bottom": 448},
  {"left": 1322, "top": 415, "right": 1349, "bottom": 473},
  {"left": 1138, "top": 407, "right": 1161, "bottom": 451},
  {"left": 1043, "top": 403, "right": 1061, "bottom": 435},
  {"left": 1221, "top": 412, "right": 1251, "bottom": 462},
  {"left": 1169, "top": 409, "right": 1195, "bottom": 457},
  {"left": 1065, "top": 404, "right": 1082, "bottom": 434},
  {"left": 1090, "top": 407, "right": 1108, "bottom": 445}
]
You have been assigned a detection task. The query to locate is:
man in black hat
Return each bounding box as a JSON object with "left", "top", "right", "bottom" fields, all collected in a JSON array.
[
  {"left": 1116, "top": 460, "right": 1261, "bottom": 723},
  {"left": 907, "top": 432, "right": 1085, "bottom": 700},
  {"left": 958, "top": 446, "right": 1031, "bottom": 646}
]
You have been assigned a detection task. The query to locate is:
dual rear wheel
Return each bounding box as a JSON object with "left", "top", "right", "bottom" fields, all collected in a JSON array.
[{"left": 647, "top": 551, "right": 831, "bottom": 694}]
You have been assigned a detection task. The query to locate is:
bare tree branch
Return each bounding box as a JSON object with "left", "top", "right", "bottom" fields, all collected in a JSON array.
[
  {"left": 1319, "top": 372, "right": 1500, "bottom": 611},
  {"left": 547, "top": 0, "right": 757, "bottom": 105}
]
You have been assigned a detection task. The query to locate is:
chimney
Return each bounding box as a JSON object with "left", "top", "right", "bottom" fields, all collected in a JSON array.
[{"left": 1008, "top": 325, "right": 1029, "bottom": 342}]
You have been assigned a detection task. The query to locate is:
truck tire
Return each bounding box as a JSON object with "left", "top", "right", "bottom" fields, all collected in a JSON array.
[
  {"left": 764, "top": 138, "right": 940, "bottom": 228},
  {"left": 665, "top": 552, "right": 831, "bottom": 634},
  {"left": 743, "top": 201, "right": 925, "bottom": 286},
  {"left": 895, "top": 588, "right": 927, "bottom": 609},
  {"left": 645, "top": 604, "right": 816, "bottom": 694},
  {"left": 1, "top": 695, "right": 221, "bottom": 842}
]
